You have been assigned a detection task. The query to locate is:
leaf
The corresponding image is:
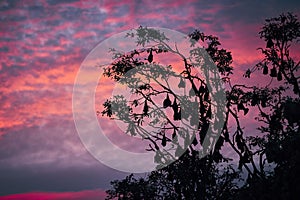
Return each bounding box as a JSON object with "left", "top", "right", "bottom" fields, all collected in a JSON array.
[
  {"left": 178, "top": 77, "right": 185, "bottom": 88},
  {"left": 172, "top": 129, "right": 176, "bottom": 139},
  {"left": 189, "top": 88, "right": 195, "bottom": 96},
  {"left": 143, "top": 100, "right": 149, "bottom": 116},
  {"left": 243, "top": 108, "right": 249, "bottom": 115},
  {"left": 270, "top": 66, "right": 277, "bottom": 77},
  {"left": 147, "top": 49, "right": 153, "bottom": 63},
  {"left": 199, "top": 85, "right": 205, "bottom": 94},
  {"left": 261, "top": 98, "right": 267, "bottom": 108},
  {"left": 263, "top": 64, "right": 268, "bottom": 75},
  {"left": 266, "top": 38, "right": 274, "bottom": 48},
  {"left": 172, "top": 98, "right": 179, "bottom": 114},
  {"left": 163, "top": 94, "right": 171, "bottom": 108},
  {"left": 162, "top": 134, "right": 167, "bottom": 147},
  {"left": 251, "top": 93, "right": 259, "bottom": 106},
  {"left": 244, "top": 69, "right": 251, "bottom": 78},
  {"left": 277, "top": 71, "right": 282, "bottom": 81},
  {"left": 127, "top": 123, "right": 136, "bottom": 136},
  {"left": 173, "top": 108, "right": 181, "bottom": 121},
  {"left": 241, "top": 151, "right": 251, "bottom": 163}
]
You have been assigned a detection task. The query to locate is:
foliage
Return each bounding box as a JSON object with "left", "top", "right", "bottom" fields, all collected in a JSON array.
[
  {"left": 101, "top": 13, "right": 300, "bottom": 199},
  {"left": 106, "top": 153, "right": 240, "bottom": 200}
]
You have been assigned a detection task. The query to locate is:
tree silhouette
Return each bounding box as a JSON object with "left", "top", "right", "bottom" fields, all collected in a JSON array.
[
  {"left": 237, "top": 12, "right": 300, "bottom": 199},
  {"left": 247, "top": 13, "right": 300, "bottom": 95},
  {"left": 101, "top": 12, "right": 300, "bottom": 200},
  {"left": 106, "top": 153, "right": 240, "bottom": 200},
  {"left": 101, "top": 26, "right": 231, "bottom": 166}
]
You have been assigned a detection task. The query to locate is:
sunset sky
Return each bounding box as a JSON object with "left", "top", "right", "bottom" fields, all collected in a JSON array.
[{"left": 0, "top": 0, "right": 299, "bottom": 199}]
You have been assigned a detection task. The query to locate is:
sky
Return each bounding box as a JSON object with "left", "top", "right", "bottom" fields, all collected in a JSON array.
[{"left": 0, "top": 0, "right": 299, "bottom": 199}]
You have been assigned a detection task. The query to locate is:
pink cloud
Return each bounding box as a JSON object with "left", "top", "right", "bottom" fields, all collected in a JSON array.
[
  {"left": 1, "top": 0, "right": 299, "bottom": 196},
  {"left": 0, "top": 189, "right": 107, "bottom": 200}
]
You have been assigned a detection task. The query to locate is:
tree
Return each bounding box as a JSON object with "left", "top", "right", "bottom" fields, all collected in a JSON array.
[
  {"left": 101, "top": 26, "right": 238, "bottom": 199},
  {"left": 102, "top": 12, "right": 300, "bottom": 200},
  {"left": 237, "top": 12, "right": 300, "bottom": 199},
  {"left": 101, "top": 26, "right": 235, "bottom": 165},
  {"left": 106, "top": 153, "right": 240, "bottom": 200},
  {"left": 247, "top": 12, "right": 300, "bottom": 95}
]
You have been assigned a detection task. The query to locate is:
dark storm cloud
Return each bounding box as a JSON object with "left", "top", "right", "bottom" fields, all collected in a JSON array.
[
  {"left": 189, "top": 0, "right": 298, "bottom": 39},
  {"left": 0, "top": 0, "right": 18, "bottom": 11},
  {"left": 59, "top": 6, "right": 83, "bottom": 21},
  {"left": 44, "top": 19, "right": 63, "bottom": 26},
  {"left": 0, "top": 119, "right": 128, "bottom": 196},
  {"left": 82, "top": 7, "right": 107, "bottom": 23},
  {"left": 27, "top": 5, "right": 46, "bottom": 18},
  {"left": 0, "top": 46, "right": 9, "bottom": 52},
  {"left": 0, "top": 14, "right": 27, "bottom": 22},
  {"left": 37, "top": 56, "right": 64, "bottom": 65},
  {"left": 45, "top": 38, "right": 61, "bottom": 46},
  {"left": 46, "top": 0, "right": 81, "bottom": 6},
  {"left": 23, "top": 33, "right": 36, "bottom": 39},
  {"left": 22, "top": 47, "right": 34, "bottom": 55},
  {"left": 0, "top": 64, "right": 25, "bottom": 77},
  {"left": 0, "top": 37, "right": 16, "bottom": 42},
  {"left": 8, "top": 55, "right": 25, "bottom": 63},
  {"left": 0, "top": 117, "right": 82, "bottom": 165},
  {"left": 0, "top": 165, "right": 126, "bottom": 196},
  {"left": 207, "top": 0, "right": 300, "bottom": 25},
  {"left": 112, "top": 5, "right": 130, "bottom": 17}
]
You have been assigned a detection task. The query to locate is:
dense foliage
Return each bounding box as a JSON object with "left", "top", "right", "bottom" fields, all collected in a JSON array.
[{"left": 102, "top": 13, "right": 300, "bottom": 200}]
